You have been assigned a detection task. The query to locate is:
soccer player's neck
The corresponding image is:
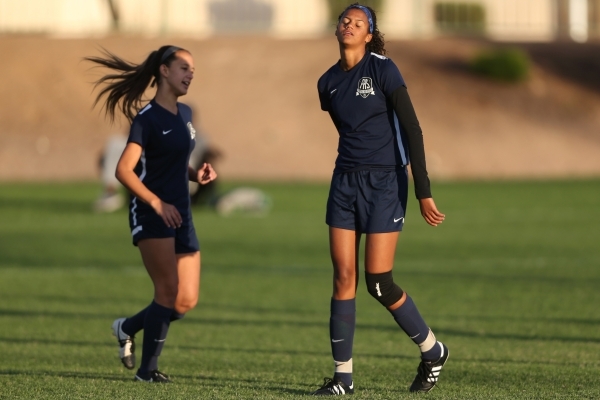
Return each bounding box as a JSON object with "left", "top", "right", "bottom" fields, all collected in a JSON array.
[
  {"left": 154, "top": 86, "right": 179, "bottom": 115},
  {"left": 338, "top": 46, "right": 367, "bottom": 72}
]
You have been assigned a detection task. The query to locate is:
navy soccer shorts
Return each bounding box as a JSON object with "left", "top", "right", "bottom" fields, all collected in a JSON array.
[
  {"left": 326, "top": 168, "right": 408, "bottom": 233},
  {"left": 129, "top": 209, "right": 200, "bottom": 254}
]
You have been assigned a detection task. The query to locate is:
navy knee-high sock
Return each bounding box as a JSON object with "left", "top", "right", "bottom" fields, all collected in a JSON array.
[
  {"left": 330, "top": 298, "right": 355, "bottom": 386},
  {"left": 122, "top": 306, "right": 185, "bottom": 337},
  {"left": 137, "top": 301, "right": 173, "bottom": 377},
  {"left": 170, "top": 312, "right": 185, "bottom": 322},
  {"left": 121, "top": 304, "right": 150, "bottom": 337},
  {"left": 390, "top": 295, "right": 441, "bottom": 361}
]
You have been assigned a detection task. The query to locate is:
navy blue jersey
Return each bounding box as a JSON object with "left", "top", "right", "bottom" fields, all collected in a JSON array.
[
  {"left": 318, "top": 52, "right": 408, "bottom": 172},
  {"left": 127, "top": 100, "right": 196, "bottom": 213}
]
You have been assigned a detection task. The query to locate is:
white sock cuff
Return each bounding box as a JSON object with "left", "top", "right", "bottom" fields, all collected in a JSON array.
[
  {"left": 418, "top": 329, "right": 437, "bottom": 353},
  {"left": 334, "top": 358, "right": 353, "bottom": 374}
]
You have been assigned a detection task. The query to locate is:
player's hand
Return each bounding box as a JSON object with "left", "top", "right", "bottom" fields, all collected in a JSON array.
[
  {"left": 197, "top": 163, "right": 217, "bottom": 185},
  {"left": 419, "top": 198, "right": 445, "bottom": 227},
  {"left": 150, "top": 199, "right": 182, "bottom": 228}
]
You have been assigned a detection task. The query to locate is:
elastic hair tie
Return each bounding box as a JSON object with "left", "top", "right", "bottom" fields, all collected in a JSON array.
[
  {"left": 344, "top": 5, "right": 374, "bottom": 34},
  {"left": 160, "top": 46, "right": 182, "bottom": 64}
]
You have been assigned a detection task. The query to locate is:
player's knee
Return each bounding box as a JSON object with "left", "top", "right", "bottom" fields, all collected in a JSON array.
[
  {"left": 334, "top": 267, "right": 356, "bottom": 290},
  {"left": 175, "top": 295, "right": 198, "bottom": 314},
  {"left": 155, "top": 282, "right": 179, "bottom": 307},
  {"left": 365, "top": 271, "right": 404, "bottom": 307}
]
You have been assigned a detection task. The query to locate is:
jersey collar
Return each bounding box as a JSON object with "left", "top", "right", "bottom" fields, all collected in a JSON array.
[{"left": 336, "top": 51, "right": 371, "bottom": 74}]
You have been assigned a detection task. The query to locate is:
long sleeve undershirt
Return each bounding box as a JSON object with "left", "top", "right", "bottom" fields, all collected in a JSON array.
[{"left": 389, "top": 85, "right": 432, "bottom": 199}]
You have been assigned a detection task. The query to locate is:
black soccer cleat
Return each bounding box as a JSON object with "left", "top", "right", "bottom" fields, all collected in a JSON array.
[
  {"left": 312, "top": 377, "right": 354, "bottom": 396},
  {"left": 409, "top": 342, "right": 449, "bottom": 393},
  {"left": 111, "top": 318, "right": 136, "bottom": 370},
  {"left": 134, "top": 369, "right": 171, "bottom": 383}
]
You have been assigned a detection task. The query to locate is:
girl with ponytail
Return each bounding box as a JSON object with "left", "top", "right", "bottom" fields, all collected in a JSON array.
[
  {"left": 312, "top": 3, "right": 448, "bottom": 395},
  {"left": 86, "top": 46, "right": 217, "bottom": 382}
]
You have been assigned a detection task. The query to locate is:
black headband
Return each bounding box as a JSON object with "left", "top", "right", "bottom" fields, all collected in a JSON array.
[{"left": 160, "top": 46, "right": 182, "bottom": 64}]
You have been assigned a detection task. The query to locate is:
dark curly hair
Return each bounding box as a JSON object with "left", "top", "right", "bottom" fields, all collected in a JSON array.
[{"left": 337, "top": 2, "right": 386, "bottom": 56}]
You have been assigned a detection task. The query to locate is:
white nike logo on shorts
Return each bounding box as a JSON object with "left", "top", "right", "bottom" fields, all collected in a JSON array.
[
  {"left": 394, "top": 217, "right": 404, "bottom": 223},
  {"left": 162, "top": 129, "right": 172, "bottom": 135}
]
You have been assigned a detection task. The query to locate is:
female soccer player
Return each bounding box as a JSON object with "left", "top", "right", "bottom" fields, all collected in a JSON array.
[
  {"left": 312, "top": 4, "right": 448, "bottom": 395},
  {"left": 86, "top": 45, "right": 217, "bottom": 382}
]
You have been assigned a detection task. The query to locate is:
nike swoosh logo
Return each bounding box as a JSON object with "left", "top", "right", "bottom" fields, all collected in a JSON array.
[
  {"left": 331, "top": 339, "right": 344, "bottom": 343},
  {"left": 394, "top": 217, "right": 404, "bottom": 223},
  {"left": 410, "top": 333, "right": 420, "bottom": 339},
  {"left": 330, "top": 89, "right": 337, "bottom": 95},
  {"left": 162, "top": 129, "right": 172, "bottom": 135}
]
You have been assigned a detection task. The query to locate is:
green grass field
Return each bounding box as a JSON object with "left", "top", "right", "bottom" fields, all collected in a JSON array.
[{"left": 0, "top": 180, "right": 599, "bottom": 399}]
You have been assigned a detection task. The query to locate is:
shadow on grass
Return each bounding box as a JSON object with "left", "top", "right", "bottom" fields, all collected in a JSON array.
[
  {"left": 0, "top": 308, "right": 117, "bottom": 320},
  {"left": 181, "top": 316, "right": 600, "bottom": 344},
  {"left": 0, "top": 369, "right": 130, "bottom": 382},
  {"left": 198, "top": 301, "right": 322, "bottom": 317},
  {"left": 1, "top": 333, "right": 593, "bottom": 369},
  {"left": 400, "top": 269, "right": 600, "bottom": 285},
  {"left": 0, "top": 337, "right": 111, "bottom": 348},
  {"left": 2, "top": 305, "right": 598, "bottom": 345},
  {"left": 0, "top": 293, "right": 141, "bottom": 305},
  {"left": 0, "top": 368, "right": 310, "bottom": 396},
  {"left": 433, "top": 327, "right": 600, "bottom": 344},
  {"left": 0, "top": 198, "right": 94, "bottom": 215},
  {"left": 432, "top": 313, "right": 600, "bottom": 326},
  {"left": 197, "top": 301, "right": 600, "bottom": 326},
  {"left": 169, "top": 343, "right": 597, "bottom": 368},
  {"left": 193, "top": 374, "right": 309, "bottom": 396}
]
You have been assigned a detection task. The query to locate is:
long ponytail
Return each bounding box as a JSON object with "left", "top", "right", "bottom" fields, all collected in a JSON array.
[{"left": 85, "top": 45, "right": 184, "bottom": 123}]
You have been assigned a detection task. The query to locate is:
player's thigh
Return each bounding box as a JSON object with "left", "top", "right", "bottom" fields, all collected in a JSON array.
[
  {"left": 175, "top": 251, "right": 201, "bottom": 307},
  {"left": 329, "top": 227, "right": 361, "bottom": 270},
  {"left": 330, "top": 227, "right": 362, "bottom": 299},
  {"left": 364, "top": 232, "right": 400, "bottom": 274},
  {"left": 138, "top": 238, "right": 179, "bottom": 289}
]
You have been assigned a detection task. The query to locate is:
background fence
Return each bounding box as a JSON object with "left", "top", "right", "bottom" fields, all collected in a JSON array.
[{"left": 1, "top": 0, "right": 599, "bottom": 41}]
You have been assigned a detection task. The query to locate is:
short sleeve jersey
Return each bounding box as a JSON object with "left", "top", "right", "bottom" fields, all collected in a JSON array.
[
  {"left": 318, "top": 52, "right": 408, "bottom": 172},
  {"left": 127, "top": 100, "right": 196, "bottom": 212}
]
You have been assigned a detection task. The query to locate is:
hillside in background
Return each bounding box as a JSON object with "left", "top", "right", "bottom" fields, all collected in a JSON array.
[{"left": 0, "top": 36, "right": 599, "bottom": 181}]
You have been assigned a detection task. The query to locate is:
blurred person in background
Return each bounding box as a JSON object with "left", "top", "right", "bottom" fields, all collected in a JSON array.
[
  {"left": 93, "top": 134, "right": 127, "bottom": 212},
  {"left": 86, "top": 45, "right": 217, "bottom": 383},
  {"left": 312, "top": 3, "right": 447, "bottom": 395},
  {"left": 187, "top": 116, "right": 221, "bottom": 206}
]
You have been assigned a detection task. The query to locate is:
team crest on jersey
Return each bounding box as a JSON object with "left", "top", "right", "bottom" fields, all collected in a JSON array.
[
  {"left": 356, "top": 77, "right": 375, "bottom": 98},
  {"left": 187, "top": 122, "right": 196, "bottom": 140}
]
